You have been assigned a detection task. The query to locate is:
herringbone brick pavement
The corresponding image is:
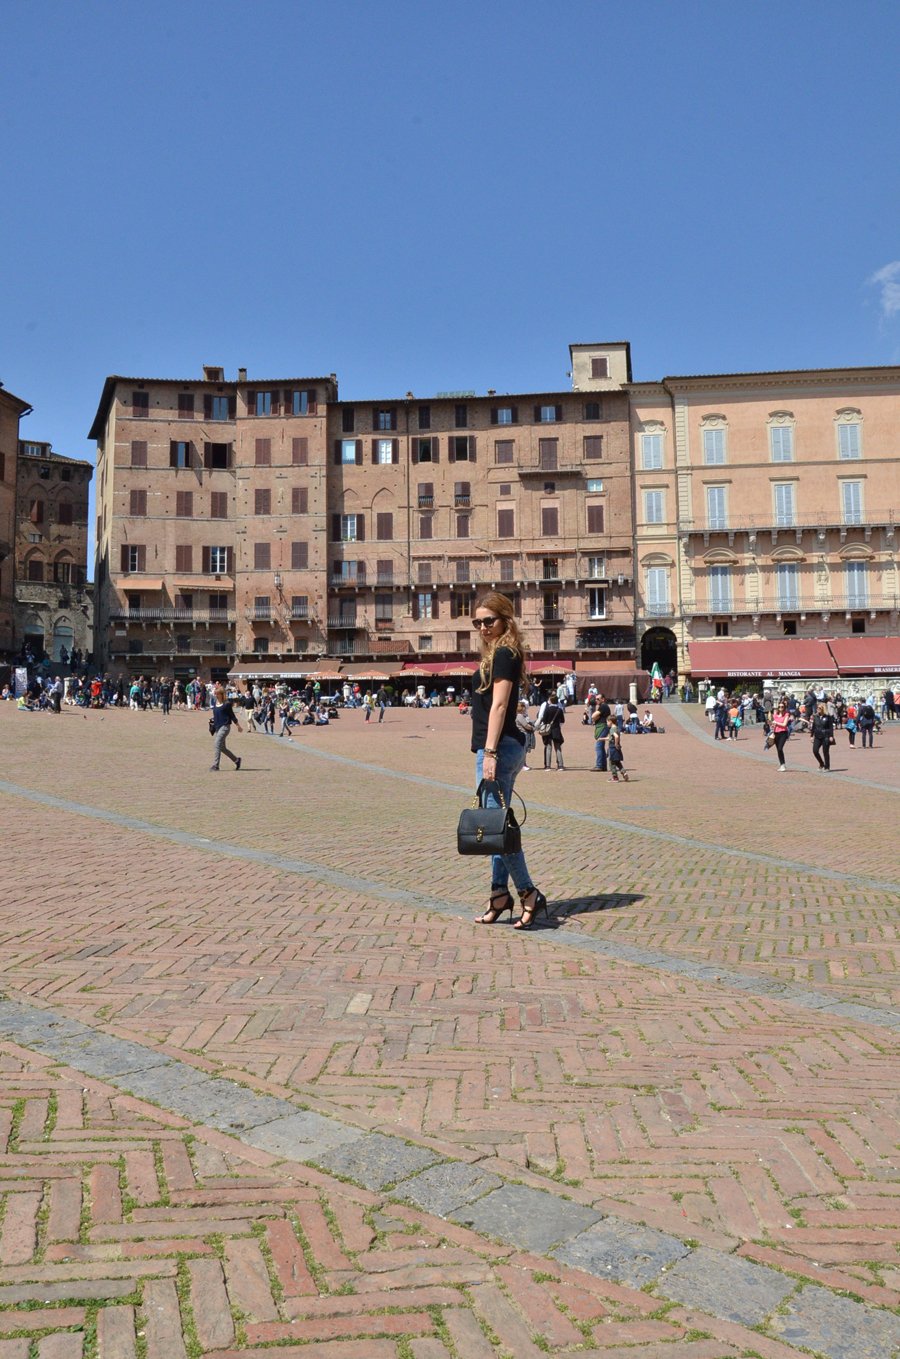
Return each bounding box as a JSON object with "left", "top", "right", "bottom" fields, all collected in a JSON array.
[{"left": 0, "top": 704, "right": 898, "bottom": 1353}]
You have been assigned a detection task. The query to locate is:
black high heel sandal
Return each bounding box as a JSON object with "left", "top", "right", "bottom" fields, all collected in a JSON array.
[
  {"left": 514, "top": 888, "right": 548, "bottom": 930},
  {"left": 475, "top": 889, "right": 515, "bottom": 924}
]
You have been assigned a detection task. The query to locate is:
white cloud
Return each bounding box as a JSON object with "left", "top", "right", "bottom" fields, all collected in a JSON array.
[{"left": 868, "top": 261, "right": 900, "bottom": 319}]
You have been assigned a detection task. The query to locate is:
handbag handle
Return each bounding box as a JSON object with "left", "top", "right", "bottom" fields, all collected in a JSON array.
[{"left": 472, "top": 779, "right": 527, "bottom": 826}]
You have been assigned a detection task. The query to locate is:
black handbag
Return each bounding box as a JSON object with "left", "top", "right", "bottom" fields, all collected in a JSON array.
[{"left": 457, "top": 780, "right": 526, "bottom": 856}]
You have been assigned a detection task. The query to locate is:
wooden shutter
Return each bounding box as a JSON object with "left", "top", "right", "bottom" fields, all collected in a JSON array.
[
  {"left": 291, "top": 541, "right": 308, "bottom": 570},
  {"left": 225, "top": 547, "right": 234, "bottom": 572},
  {"left": 448, "top": 439, "right": 456, "bottom": 463},
  {"left": 412, "top": 595, "right": 419, "bottom": 621},
  {"left": 246, "top": 391, "right": 256, "bottom": 415},
  {"left": 331, "top": 514, "right": 341, "bottom": 540},
  {"left": 136, "top": 546, "right": 146, "bottom": 570},
  {"left": 307, "top": 392, "right": 317, "bottom": 416},
  {"left": 450, "top": 594, "right": 458, "bottom": 618},
  {"left": 431, "top": 437, "right": 439, "bottom": 464},
  {"left": 356, "top": 514, "right": 365, "bottom": 541},
  {"left": 334, "top": 439, "right": 342, "bottom": 464},
  {"left": 357, "top": 562, "right": 366, "bottom": 585},
  {"left": 555, "top": 405, "right": 563, "bottom": 422},
  {"left": 203, "top": 395, "right": 212, "bottom": 419},
  {"left": 132, "top": 441, "right": 147, "bottom": 467},
  {"left": 355, "top": 440, "right": 363, "bottom": 465},
  {"left": 391, "top": 439, "right": 399, "bottom": 464},
  {"left": 202, "top": 546, "right": 211, "bottom": 572},
  {"left": 511, "top": 406, "right": 518, "bottom": 423},
  {"left": 533, "top": 405, "right": 541, "bottom": 422},
  {"left": 542, "top": 507, "right": 559, "bottom": 536},
  {"left": 490, "top": 409, "right": 498, "bottom": 425},
  {"left": 587, "top": 504, "right": 604, "bottom": 533},
  {"left": 432, "top": 595, "right": 439, "bottom": 618},
  {"left": 228, "top": 395, "right": 236, "bottom": 418},
  {"left": 292, "top": 437, "right": 308, "bottom": 465},
  {"left": 371, "top": 439, "right": 379, "bottom": 465},
  {"left": 468, "top": 436, "right": 476, "bottom": 463},
  {"left": 271, "top": 390, "right": 280, "bottom": 416},
  {"left": 498, "top": 509, "right": 514, "bottom": 538},
  {"left": 411, "top": 438, "right": 419, "bottom": 464},
  {"left": 203, "top": 442, "right": 212, "bottom": 469},
  {"left": 255, "top": 438, "right": 271, "bottom": 465},
  {"left": 120, "top": 545, "right": 129, "bottom": 572}
]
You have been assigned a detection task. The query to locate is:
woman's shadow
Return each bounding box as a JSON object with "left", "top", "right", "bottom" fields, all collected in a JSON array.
[{"left": 534, "top": 893, "right": 642, "bottom": 930}]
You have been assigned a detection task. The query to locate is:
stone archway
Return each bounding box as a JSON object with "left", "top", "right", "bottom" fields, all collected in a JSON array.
[{"left": 640, "top": 626, "right": 677, "bottom": 675}]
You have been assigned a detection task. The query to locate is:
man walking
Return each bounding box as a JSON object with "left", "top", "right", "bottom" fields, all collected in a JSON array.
[{"left": 209, "top": 684, "right": 243, "bottom": 771}]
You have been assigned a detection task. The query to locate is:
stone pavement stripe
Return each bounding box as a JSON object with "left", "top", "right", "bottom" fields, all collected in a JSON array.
[{"left": 0, "top": 780, "right": 897, "bottom": 1033}]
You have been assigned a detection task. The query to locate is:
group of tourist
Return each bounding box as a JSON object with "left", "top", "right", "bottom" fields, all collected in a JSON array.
[{"left": 703, "top": 685, "right": 883, "bottom": 771}]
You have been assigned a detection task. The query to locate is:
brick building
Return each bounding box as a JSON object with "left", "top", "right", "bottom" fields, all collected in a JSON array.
[
  {"left": 14, "top": 439, "right": 93, "bottom": 662},
  {"left": 0, "top": 383, "right": 32, "bottom": 655},
  {"left": 89, "top": 348, "right": 638, "bottom": 679}
]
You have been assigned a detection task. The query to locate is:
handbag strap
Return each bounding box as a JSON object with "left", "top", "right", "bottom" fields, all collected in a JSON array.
[{"left": 473, "top": 779, "right": 527, "bottom": 827}]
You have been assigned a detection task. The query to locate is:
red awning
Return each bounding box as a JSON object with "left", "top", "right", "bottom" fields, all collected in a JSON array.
[
  {"left": 688, "top": 639, "right": 838, "bottom": 680},
  {"left": 574, "top": 660, "right": 646, "bottom": 676},
  {"left": 827, "top": 637, "right": 900, "bottom": 676}
]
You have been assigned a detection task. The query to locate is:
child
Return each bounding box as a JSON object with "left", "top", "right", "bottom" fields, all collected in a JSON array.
[{"left": 608, "top": 730, "right": 629, "bottom": 781}]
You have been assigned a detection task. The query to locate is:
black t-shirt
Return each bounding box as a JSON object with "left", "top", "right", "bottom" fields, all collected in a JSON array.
[
  {"left": 470, "top": 646, "right": 525, "bottom": 753},
  {"left": 212, "top": 700, "right": 237, "bottom": 732}
]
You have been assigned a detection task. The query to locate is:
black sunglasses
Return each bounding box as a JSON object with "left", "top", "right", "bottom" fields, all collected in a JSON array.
[{"left": 472, "top": 617, "right": 500, "bottom": 629}]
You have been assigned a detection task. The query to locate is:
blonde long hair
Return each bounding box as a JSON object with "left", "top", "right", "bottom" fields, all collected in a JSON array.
[{"left": 475, "top": 592, "right": 529, "bottom": 692}]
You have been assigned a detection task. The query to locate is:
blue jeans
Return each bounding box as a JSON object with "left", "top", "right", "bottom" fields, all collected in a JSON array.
[
  {"left": 594, "top": 737, "right": 607, "bottom": 770},
  {"left": 475, "top": 734, "right": 534, "bottom": 895}
]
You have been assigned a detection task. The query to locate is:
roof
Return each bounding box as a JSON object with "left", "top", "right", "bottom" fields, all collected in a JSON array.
[
  {"left": 339, "top": 389, "right": 616, "bottom": 407},
  {"left": 19, "top": 446, "right": 93, "bottom": 471},
  {"left": 661, "top": 363, "right": 900, "bottom": 386},
  {"left": 88, "top": 374, "right": 339, "bottom": 441},
  {"left": 0, "top": 386, "right": 32, "bottom": 417}
]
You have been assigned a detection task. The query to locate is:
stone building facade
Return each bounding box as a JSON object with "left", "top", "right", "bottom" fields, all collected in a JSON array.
[
  {"left": 630, "top": 364, "right": 900, "bottom": 680},
  {"left": 90, "top": 347, "right": 637, "bottom": 677},
  {"left": 14, "top": 439, "right": 93, "bottom": 662},
  {"left": 0, "top": 384, "right": 32, "bottom": 655}
]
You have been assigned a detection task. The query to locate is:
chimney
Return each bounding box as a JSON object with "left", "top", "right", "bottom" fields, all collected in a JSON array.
[
  {"left": 203, "top": 365, "right": 224, "bottom": 382},
  {"left": 238, "top": 367, "right": 247, "bottom": 382}
]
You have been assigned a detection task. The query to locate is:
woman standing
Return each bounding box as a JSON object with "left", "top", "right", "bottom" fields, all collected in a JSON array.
[
  {"left": 470, "top": 594, "right": 547, "bottom": 929},
  {"left": 536, "top": 691, "right": 566, "bottom": 770},
  {"left": 209, "top": 684, "right": 243, "bottom": 771},
  {"left": 810, "top": 701, "right": 835, "bottom": 771},
  {"left": 772, "top": 698, "right": 791, "bottom": 772}
]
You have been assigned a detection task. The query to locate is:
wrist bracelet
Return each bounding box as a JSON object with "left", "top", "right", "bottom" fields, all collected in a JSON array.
[{"left": 484, "top": 748, "right": 498, "bottom": 757}]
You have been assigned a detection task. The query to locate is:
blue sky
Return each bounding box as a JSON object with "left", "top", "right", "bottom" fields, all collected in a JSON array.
[{"left": 3, "top": 0, "right": 900, "bottom": 549}]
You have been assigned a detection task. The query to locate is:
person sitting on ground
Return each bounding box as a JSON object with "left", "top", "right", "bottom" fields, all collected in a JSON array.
[{"left": 640, "top": 709, "right": 657, "bottom": 732}]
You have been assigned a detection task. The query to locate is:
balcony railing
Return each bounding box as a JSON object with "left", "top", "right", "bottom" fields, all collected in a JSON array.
[
  {"left": 249, "top": 606, "right": 272, "bottom": 621},
  {"left": 376, "top": 572, "right": 394, "bottom": 586},
  {"left": 290, "top": 605, "right": 309, "bottom": 620},
  {"left": 518, "top": 461, "right": 582, "bottom": 478},
  {"left": 643, "top": 603, "right": 675, "bottom": 617},
  {"left": 331, "top": 573, "right": 365, "bottom": 588},
  {"left": 454, "top": 494, "right": 471, "bottom": 507},
  {"left": 417, "top": 495, "right": 434, "bottom": 508},
  {"left": 109, "top": 608, "right": 234, "bottom": 623},
  {"left": 681, "top": 510, "right": 898, "bottom": 535},
  {"left": 328, "top": 614, "right": 357, "bottom": 628}
]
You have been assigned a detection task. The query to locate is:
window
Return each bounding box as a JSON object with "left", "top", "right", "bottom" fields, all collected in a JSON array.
[
  {"left": 539, "top": 439, "right": 558, "bottom": 470},
  {"left": 255, "top": 438, "right": 271, "bottom": 466},
  {"left": 254, "top": 488, "right": 271, "bottom": 515},
  {"left": 253, "top": 637, "right": 270, "bottom": 654},
  {"left": 254, "top": 391, "right": 272, "bottom": 416},
  {"left": 291, "top": 594, "right": 309, "bottom": 619},
  {"left": 210, "top": 395, "right": 230, "bottom": 421},
  {"left": 175, "top": 635, "right": 190, "bottom": 653},
  {"left": 494, "top": 440, "right": 514, "bottom": 465},
  {"left": 715, "top": 621, "right": 730, "bottom": 637},
  {"left": 770, "top": 425, "right": 794, "bottom": 462},
  {"left": 129, "top": 489, "right": 147, "bottom": 517},
  {"left": 417, "top": 562, "right": 432, "bottom": 584},
  {"left": 491, "top": 406, "right": 517, "bottom": 425},
  {"left": 210, "top": 491, "right": 228, "bottom": 518},
  {"left": 132, "top": 391, "right": 149, "bottom": 418},
  {"left": 414, "top": 436, "right": 438, "bottom": 463},
  {"left": 170, "top": 440, "right": 191, "bottom": 468},
  {"left": 419, "top": 515, "right": 433, "bottom": 540},
  {"left": 417, "top": 405, "right": 431, "bottom": 429},
  {"left": 645, "top": 566, "right": 669, "bottom": 612},
  {"left": 499, "top": 483, "right": 511, "bottom": 495},
  {"left": 774, "top": 483, "right": 795, "bottom": 526},
  {"left": 543, "top": 631, "right": 560, "bottom": 651},
  {"left": 584, "top": 436, "right": 602, "bottom": 460},
  {"left": 584, "top": 401, "right": 601, "bottom": 421},
  {"left": 175, "top": 545, "right": 193, "bottom": 573},
  {"left": 838, "top": 421, "right": 861, "bottom": 460},
  {"left": 586, "top": 479, "right": 604, "bottom": 493},
  {"left": 588, "top": 586, "right": 607, "bottom": 619},
  {"left": 587, "top": 555, "right": 605, "bottom": 578},
  {"left": 845, "top": 561, "right": 868, "bottom": 608},
  {"left": 641, "top": 434, "right": 663, "bottom": 469},
  {"left": 27, "top": 558, "right": 44, "bottom": 581},
  {"left": 376, "top": 559, "right": 393, "bottom": 584},
  {"left": 542, "top": 506, "right": 559, "bottom": 536},
  {"left": 587, "top": 503, "right": 605, "bottom": 533},
  {"left": 542, "top": 590, "right": 560, "bottom": 620},
  {"left": 374, "top": 594, "right": 393, "bottom": 625},
  {"left": 535, "top": 404, "right": 562, "bottom": 423},
  {"left": 203, "top": 442, "right": 230, "bottom": 469},
  {"left": 452, "top": 591, "right": 472, "bottom": 617},
  {"left": 340, "top": 514, "right": 361, "bottom": 542},
  {"left": 454, "top": 480, "right": 471, "bottom": 506},
  {"left": 374, "top": 438, "right": 394, "bottom": 464},
  {"left": 776, "top": 562, "right": 799, "bottom": 609},
  {"left": 497, "top": 508, "right": 515, "bottom": 538},
  {"left": 451, "top": 435, "right": 473, "bottom": 461},
  {"left": 417, "top": 482, "right": 434, "bottom": 508},
  {"left": 131, "top": 440, "right": 148, "bottom": 468},
  {"left": 709, "top": 565, "right": 731, "bottom": 610},
  {"left": 702, "top": 428, "right": 726, "bottom": 465},
  {"left": 374, "top": 407, "right": 397, "bottom": 431},
  {"left": 120, "top": 545, "right": 146, "bottom": 573},
  {"left": 208, "top": 546, "right": 229, "bottom": 574},
  {"left": 254, "top": 542, "right": 271, "bottom": 569},
  {"left": 57, "top": 502, "right": 73, "bottom": 525},
  {"left": 341, "top": 439, "right": 359, "bottom": 464},
  {"left": 30, "top": 499, "right": 44, "bottom": 524},
  {"left": 590, "top": 356, "right": 609, "bottom": 379},
  {"left": 209, "top": 593, "right": 228, "bottom": 615},
  {"left": 291, "top": 487, "right": 308, "bottom": 514},
  {"left": 851, "top": 615, "right": 866, "bottom": 634},
  {"left": 416, "top": 591, "right": 436, "bottom": 619},
  {"left": 178, "top": 393, "right": 194, "bottom": 419},
  {"left": 291, "top": 390, "right": 313, "bottom": 416},
  {"left": 418, "top": 635, "right": 433, "bottom": 651},
  {"left": 499, "top": 558, "right": 516, "bottom": 582},
  {"left": 706, "top": 485, "right": 727, "bottom": 530},
  {"left": 376, "top": 512, "right": 393, "bottom": 540},
  {"left": 643, "top": 491, "right": 663, "bottom": 524},
  {"left": 541, "top": 557, "right": 559, "bottom": 579},
  {"left": 176, "top": 491, "right": 193, "bottom": 517},
  {"left": 127, "top": 638, "right": 144, "bottom": 654},
  {"left": 455, "top": 559, "right": 471, "bottom": 582},
  {"left": 291, "top": 541, "right": 308, "bottom": 570},
  {"left": 60, "top": 468, "right": 71, "bottom": 482},
  {"left": 783, "top": 619, "right": 798, "bottom": 636},
  {"left": 841, "top": 481, "right": 863, "bottom": 525},
  {"left": 292, "top": 437, "right": 308, "bottom": 465},
  {"left": 454, "top": 404, "right": 468, "bottom": 428},
  {"left": 342, "top": 408, "right": 355, "bottom": 433},
  {"left": 456, "top": 514, "right": 470, "bottom": 538}
]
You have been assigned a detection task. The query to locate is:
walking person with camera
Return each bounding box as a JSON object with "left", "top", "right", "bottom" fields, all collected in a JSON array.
[{"left": 468, "top": 594, "right": 547, "bottom": 930}]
